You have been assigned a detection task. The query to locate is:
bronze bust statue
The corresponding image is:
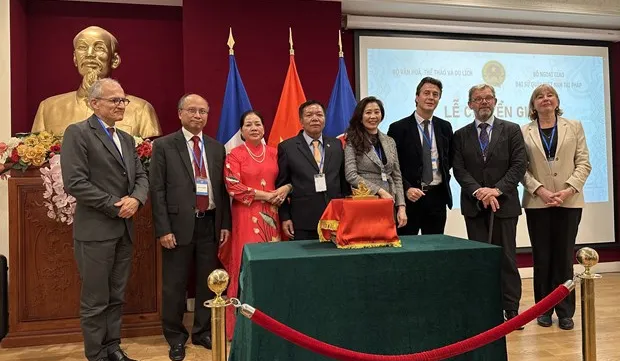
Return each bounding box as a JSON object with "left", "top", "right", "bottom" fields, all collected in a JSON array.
[{"left": 31, "top": 26, "right": 162, "bottom": 138}]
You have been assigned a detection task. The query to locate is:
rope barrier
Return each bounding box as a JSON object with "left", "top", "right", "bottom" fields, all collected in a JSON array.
[{"left": 236, "top": 280, "right": 574, "bottom": 361}]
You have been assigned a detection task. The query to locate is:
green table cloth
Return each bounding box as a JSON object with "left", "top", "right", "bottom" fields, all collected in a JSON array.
[{"left": 229, "top": 235, "right": 507, "bottom": 361}]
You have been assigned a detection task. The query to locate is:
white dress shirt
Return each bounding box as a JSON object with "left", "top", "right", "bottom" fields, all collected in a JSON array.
[
  {"left": 414, "top": 112, "right": 442, "bottom": 185},
  {"left": 475, "top": 115, "right": 495, "bottom": 142},
  {"left": 182, "top": 127, "right": 215, "bottom": 210},
  {"left": 97, "top": 118, "right": 123, "bottom": 158}
]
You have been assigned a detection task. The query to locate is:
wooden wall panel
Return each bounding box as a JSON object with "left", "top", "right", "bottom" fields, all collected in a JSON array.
[{"left": 2, "top": 173, "right": 161, "bottom": 347}]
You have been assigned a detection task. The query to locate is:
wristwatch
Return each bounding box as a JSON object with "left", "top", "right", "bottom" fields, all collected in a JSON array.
[{"left": 495, "top": 188, "right": 503, "bottom": 196}]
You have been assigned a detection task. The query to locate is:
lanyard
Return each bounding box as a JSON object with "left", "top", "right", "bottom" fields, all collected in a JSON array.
[
  {"left": 189, "top": 137, "right": 205, "bottom": 174},
  {"left": 416, "top": 121, "right": 434, "bottom": 149},
  {"left": 538, "top": 120, "right": 557, "bottom": 157},
  {"left": 97, "top": 118, "right": 123, "bottom": 159}
]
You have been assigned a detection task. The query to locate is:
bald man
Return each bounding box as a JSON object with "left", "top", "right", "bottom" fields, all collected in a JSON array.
[{"left": 149, "top": 94, "right": 231, "bottom": 361}]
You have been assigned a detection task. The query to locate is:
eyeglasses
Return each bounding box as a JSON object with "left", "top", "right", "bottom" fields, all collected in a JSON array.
[
  {"left": 97, "top": 97, "right": 131, "bottom": 106},
  {"left": 471, "top": 96, "right": 495, "bottom": 104},
  {"left": 182, "top": 108, "right": 209, "bottom": 116}
]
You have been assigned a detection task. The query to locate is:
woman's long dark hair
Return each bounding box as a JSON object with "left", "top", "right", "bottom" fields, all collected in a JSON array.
[{"left": 345, "top": 96, "right": 385, "bottom": 156}]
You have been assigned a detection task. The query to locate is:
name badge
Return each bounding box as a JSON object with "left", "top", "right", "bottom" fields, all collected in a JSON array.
[
  {"left": 196, "top": 177, "right": 209, "bottom": 196},
  {"left": 381, "top": 172, "right": 388, "bottom": 182},
  {"left": 431, "top": 157, "right": 439, "bottom": 171},
  {"left": 314, "top": 174, "right": 327, "bottom": 192}
]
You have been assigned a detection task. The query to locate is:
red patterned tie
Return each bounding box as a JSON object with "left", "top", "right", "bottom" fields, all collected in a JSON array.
[{"left": 191, "top": 136, "right": 209, "bottom": 212}]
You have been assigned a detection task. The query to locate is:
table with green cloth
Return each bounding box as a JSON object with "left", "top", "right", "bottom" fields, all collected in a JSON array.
[{"left": 229, "top": 235, "right": 507, "bottom": 361}]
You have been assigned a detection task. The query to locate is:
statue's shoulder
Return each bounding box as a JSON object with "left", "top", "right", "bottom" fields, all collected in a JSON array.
[
  {"left": 126, "top": 94, "right": 153, "bottom": 109},
  {"left": 39, "top": 91, "right": 76, "bottom": 107}
]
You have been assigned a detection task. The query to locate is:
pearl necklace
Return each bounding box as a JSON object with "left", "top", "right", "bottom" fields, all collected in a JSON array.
[{"left": 244, "top": 143, "right": 266, "bottom": 163}]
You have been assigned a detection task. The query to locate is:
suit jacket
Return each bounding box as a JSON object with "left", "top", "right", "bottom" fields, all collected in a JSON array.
[
  {"left": 521, "top": 117, "right": 591, "bottom": 208},
  {"left": 149, "top": 129, "right": 231, "bottom": 245},
  {"left": 452, "top": 118, "right": 527, "bottom": 218},
  {"left": 276, "top": 131, "right": 350, "bottom": 231},
  {"left": 344, "top": 131, "right": 405, "bottom": 206},
  {"left": 61, "top": 115, "right": 149, "bottom": 242},
  {"left": 387, "top": 113, "right": 453, "bottom": 208}
]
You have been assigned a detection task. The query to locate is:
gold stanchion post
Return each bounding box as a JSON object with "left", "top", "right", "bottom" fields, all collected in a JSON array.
[
  {"left": 205, "top": 269, "right": 230, "bottom": 361},
  {"left": 576, "top": 247, "right": 601, "bottom": 361}
]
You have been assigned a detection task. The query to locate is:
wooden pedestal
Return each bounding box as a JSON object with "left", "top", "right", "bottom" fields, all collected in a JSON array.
[{"left": 1, "top": 172, "right": 161, "bottom": 347}]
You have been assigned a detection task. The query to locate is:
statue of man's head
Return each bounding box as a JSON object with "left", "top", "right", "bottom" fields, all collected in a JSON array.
[{"left": 72, "top": 26, "right": 121, "bottom": 90}]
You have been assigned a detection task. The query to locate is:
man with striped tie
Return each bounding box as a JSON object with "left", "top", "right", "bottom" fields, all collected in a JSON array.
[
  {"left": 275, "top": 100, "right": 350, "bottom": 241},
  {"left": 452, "top": 84, "right": 527, "bottom": 328}
]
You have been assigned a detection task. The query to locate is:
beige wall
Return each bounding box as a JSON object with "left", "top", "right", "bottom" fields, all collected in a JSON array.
[{"left": 0, "top": 1, "right": 10, "bottom": 261}]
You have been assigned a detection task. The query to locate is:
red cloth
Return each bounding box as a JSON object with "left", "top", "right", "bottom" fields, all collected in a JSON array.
[
  {"left": 221, "top": 142, "right": 281, "bottom": 339},
  {"left": 191, "top": 136, "right": 209, "bottom": 212},
  {"left": 318, "top": 198, "right": 400, "bottom": 249}
]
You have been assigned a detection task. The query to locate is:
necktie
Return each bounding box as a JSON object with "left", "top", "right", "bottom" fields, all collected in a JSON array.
[
  {"left": 312, "top": 140, "right": 322, "bottom": 167},
  {"left": 107, "top": 127, "right": 122, "bottom": 158},
  {"left": 191, "top": 136, "right": 209, "bottom": 212},
  {"left": 478, "top": 123, "right": 490, "bottom": 160},
  {"left": 421, "top": 120, "right": 433, "bottom": 185}
]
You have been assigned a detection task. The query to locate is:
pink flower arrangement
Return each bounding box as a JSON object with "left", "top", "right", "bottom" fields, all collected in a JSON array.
[
  {"left": 35, "top": 136, "right": 153, "bottom": 225},
  {"left": 40, "top": 154, "right": 76, "bottom": 225}
]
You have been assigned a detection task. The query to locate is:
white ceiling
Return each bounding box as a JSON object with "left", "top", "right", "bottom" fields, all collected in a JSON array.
[
  {"left": 56, "top": 0, "right": 620, "bottom": 30},
  {"left": 335, "top": 0, "right": 620, "bottom": 30}
]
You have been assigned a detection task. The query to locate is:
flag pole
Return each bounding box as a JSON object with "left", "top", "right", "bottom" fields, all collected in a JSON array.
[
  {"left": 289, "top": 27, "right": 294, "bottom": 56},
  {"left": 228, "top": 27, "right": 235, "bottom": 55},
  {"left": 338, "top": 30, "right": 344, "bottom": 58}
]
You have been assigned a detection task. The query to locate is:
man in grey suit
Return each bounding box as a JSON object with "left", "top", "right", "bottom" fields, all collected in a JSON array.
[
  {"left": 452, "top": 84, "right": 527, "bottom": 327},
  {"left": 62, "top": 78, "right": 148, "bottom": 361},
  {"left": 149, "top": 94, "right": 231, "bottom": 361}
]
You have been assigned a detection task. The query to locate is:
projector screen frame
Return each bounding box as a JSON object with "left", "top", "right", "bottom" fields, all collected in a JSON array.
[{"left": 353, "top": 29, "right": 619, "bottom": 250}]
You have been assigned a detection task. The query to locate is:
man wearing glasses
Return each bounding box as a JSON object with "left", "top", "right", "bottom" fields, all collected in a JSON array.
[
  {"left": 149, "top": 94, "right": 231, "bottom": 361},
  {"left": 62, "top": 78, "right": 149, "bottom": 361},
  {"left": 452, "top": 84, "right": 527, "bottom": 328},
  {"left": 32, "top": 26, "right": 161, "bottom": 138}
]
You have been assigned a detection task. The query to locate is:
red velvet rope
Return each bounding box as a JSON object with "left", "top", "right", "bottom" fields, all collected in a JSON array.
[{"left": 249, "top": 284, "right": 570, "bottom": 361}]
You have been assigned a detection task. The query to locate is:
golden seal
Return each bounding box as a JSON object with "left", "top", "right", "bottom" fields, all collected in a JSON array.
[{"left": 482, "top": 61, "right": 506, "bottom": 87}]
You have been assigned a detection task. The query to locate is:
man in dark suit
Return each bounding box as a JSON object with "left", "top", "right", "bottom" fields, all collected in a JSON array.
[
  {"left": 149, "top": 94, "right": 231, "bottom": 361},
  {"left": 62, "top": 78, "right": 148, "bottom": 361},
  {"left": 452, "top": 84, "right": 527, "bottom": 326},
  {"left": 276, "top": 100, "right": 350, "bottom": 241},
  {"left": 388, "top": 77, "right": 453, "bottom": 235}
]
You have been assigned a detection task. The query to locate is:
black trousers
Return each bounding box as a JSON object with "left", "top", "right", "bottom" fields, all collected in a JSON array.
[
  {"left": 74, "top": 232, "right": 133, "bottom": 361},
  {"left": 525, "top": 207, "right": 582, "bottom": 318},
  {"left": 398, "top": 185, "right": 447, "bottom": 236},
  {"left": 465, "top": 212, "right": 521, "bottom": 311},
  {"left": 161, "top": 214, "right": 219, "bottom": 346}
]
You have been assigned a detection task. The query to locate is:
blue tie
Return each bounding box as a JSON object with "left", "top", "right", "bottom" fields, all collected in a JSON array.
[
  {"left": 421, "top": 120, "right": 432, "bottom": 184},
  {"left": 478, "top": 123, "right": 489, "bottom": 159}
]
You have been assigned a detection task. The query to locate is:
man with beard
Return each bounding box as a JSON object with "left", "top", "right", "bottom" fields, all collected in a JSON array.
[
  {"left": 452, "top": 83, "right": 527, "bottom": 327},
  {"left": 388, "top": 77, "right": 453, "bottom": 235},
  {"left": 32, "top": 26, "right": 161, "bottom": 138}
]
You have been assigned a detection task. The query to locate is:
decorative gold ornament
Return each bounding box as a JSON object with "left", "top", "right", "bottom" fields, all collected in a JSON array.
[
  {"left": 204, "top": 269, "right": 229, "bottom": 361},
  {"left": 576, "top": 247, "right": 599, "bottom": 277},
  {"left": 482, "top": 60, "right": 506, "bottom": 87},
  {"left": 207, "top": 268, "right": 230, "bottom": 307},
  {"left": 351, "top": 181, "right": 378, "bottom": 199},
  {"left": 31, "top": 26, "right": 162, "bottom": 138}
]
